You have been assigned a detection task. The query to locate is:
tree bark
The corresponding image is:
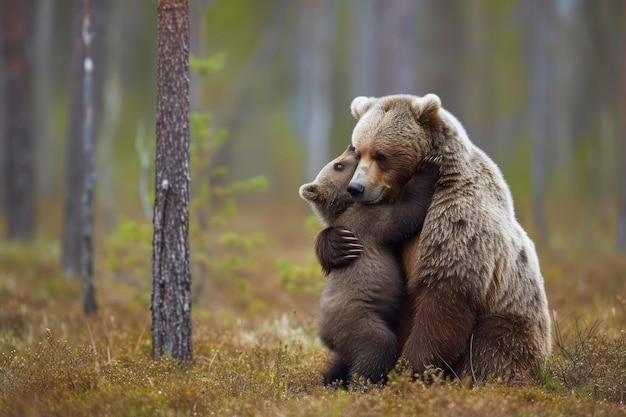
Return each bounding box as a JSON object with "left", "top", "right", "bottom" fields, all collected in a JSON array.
[
  {"left": 62, "top": 0, "right": 85, "bottom": 276},
  {"left": 617, "top": 3, "right": 626, "bottom": 252},
  {"left": 152, "top": 0, "right": 193, "bottom": 364},
  {"left": 80, "top": 0, "right": 97, "bottom": 315},
  {"left": 62, "top": 0, "right": 106, "bottom": 276},
  {"left": 1, "top": 0, "right": 36, "bottom": 240}
]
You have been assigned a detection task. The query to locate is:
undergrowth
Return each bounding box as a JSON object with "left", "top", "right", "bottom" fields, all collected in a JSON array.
[
  {"left": 1, "top": 242, "right": 625, "bottom": 416},
  {"left": 545, "top": 320, "right": 626, "bottom": 403}
]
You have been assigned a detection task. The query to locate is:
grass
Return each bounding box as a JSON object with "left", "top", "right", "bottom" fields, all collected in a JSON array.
[{"left": 0, "top": 204, "right": 625, "bottom": 416}]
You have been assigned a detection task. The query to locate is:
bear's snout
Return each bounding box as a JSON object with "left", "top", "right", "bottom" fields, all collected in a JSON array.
[{"left": 347, "top": 182, "right": 365, "bottom": 200}]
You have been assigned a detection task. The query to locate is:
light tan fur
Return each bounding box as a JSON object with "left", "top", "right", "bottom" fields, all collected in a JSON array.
[{"left": 349, "top": 93, "right": 551, "bottom": 384}]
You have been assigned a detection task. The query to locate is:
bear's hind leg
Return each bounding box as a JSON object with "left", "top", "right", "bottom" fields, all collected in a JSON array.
[
  {"left": 454, "top": 314, "right": 543, "bottom": 385},
  {"left": 349, "top": 321, "right": 398, "bottom": 385},
  {"left": 324, "top": 354, "right": 351, "bottom": 387}
]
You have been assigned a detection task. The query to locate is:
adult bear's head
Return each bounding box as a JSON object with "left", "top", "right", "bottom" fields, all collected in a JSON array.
[{"left": 347, "top": 94, "right": 442, "bottom": 204}]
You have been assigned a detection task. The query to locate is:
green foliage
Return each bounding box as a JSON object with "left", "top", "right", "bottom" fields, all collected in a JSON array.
[
  {"left": 104, "top": 53, "right": 269, "bottom": 311},
  {"left": 187, "top": 56, "right": 268, "bottom": 303},
  {"left": 189, "top": 52, "right": 225, "bottom": 76},
  {"left": 275, "top": 258, "right": 324, "bottom": 295},
  {"left": 276, "top": 215, "right": 324, "bottom": 295},
  {"left": 104, "top": 218, "right": 152, "bottom": 280}
]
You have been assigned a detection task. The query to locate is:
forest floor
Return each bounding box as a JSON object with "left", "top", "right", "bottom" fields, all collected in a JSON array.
[{"left": 0, "top": 201, "right": 625, "bottom": 416}]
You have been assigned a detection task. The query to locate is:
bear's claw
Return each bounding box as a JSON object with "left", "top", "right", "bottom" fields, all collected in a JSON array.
[{"left": 315, "top": 226, "right": 363, "bottom": 273}]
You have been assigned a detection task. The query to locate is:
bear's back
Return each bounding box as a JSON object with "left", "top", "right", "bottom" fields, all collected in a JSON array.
[{"left": 419, "top": 138, "right": 551, "bottom": 353}]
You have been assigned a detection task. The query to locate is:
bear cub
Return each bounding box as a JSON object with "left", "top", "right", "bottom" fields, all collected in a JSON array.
[{"left": 299, "top": 145, "right": 440, "bottom": 385}]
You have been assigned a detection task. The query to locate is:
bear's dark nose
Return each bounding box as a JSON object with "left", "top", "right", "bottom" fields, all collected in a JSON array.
[{"left": 347, "top": 182, "right": 365, "bottom": 200}]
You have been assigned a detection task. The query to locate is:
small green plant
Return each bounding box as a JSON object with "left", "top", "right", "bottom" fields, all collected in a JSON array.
[
  {"left": 276, "top": 215, "right": 324, "bottom": 295},
  {"left": 104, "top": 53, "right": 268, "bottom": 308},
  {"left": 276, "top": 258, "right": 324, "bottom": 295}
]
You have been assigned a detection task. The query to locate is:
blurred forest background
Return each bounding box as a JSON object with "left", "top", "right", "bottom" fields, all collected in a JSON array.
[
  {"left": 1, "top": 1, "right": 626, "bottom": 414},
  {"left": 2, "top": 0, "right": 626, "bottom": 251},
  {"left": 1, "top": 0, "right": 626, "bottom": 306}
]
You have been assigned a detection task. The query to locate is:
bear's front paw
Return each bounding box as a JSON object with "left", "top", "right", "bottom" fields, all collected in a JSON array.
[
  {"left": 415, "top": 155, "right": 442, "bottom": 176},
  {"left": 315, "top": 227, "right": 363, "bottom": 274}
]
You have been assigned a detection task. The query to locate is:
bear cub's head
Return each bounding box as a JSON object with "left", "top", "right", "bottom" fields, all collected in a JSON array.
[
  {"left": 348, "top": 93, "right": 442, "bottom": 204},
  {"left": 299, "top": 145, "right": 359, "bottom": 225}
]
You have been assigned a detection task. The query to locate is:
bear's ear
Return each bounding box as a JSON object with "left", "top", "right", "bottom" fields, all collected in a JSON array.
[
  {"left": 299, "top": 183, "right": 319, "bottom": 202},
  {"left": 410, "top": 93, "right": 441, "bottom": 127},
  {"left": 350, "top": 96, "right": 375, "bottom": 119}
]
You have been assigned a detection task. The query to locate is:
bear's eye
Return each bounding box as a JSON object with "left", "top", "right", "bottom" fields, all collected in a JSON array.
[
  {"left": 375, "top": 154, "right": 386, "bottom": 162},
  {"left": 334, "top": 163, "right": 343, "bottom": 171},
  {"left": 348, "top": 144, "right": 355, "bottom": 152}
]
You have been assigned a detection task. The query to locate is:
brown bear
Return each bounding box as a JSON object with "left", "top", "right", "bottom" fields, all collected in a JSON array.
[
  {"left": 318, "top": 94, "right": 552, "bottom": 384},
  {"left": 299, "top": 145, "right": 440, "bottom": 385}
]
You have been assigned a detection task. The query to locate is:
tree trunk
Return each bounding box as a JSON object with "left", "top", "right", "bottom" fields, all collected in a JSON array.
[
  {"left": 530, "top": 0, "right": 551, "bottom": 242},
  {"left": 462, "top": 0, "right": 489, "bottom": 148},
  {"left": 297, "top": 0, "right": 333, "bottom": 180},
  {"left": 80, "top": 0, "right": 97, "bottom": 315},
  {"left": 351, "top": 0, "right": 376, "bottom": 96},
  {"left": 1, "top": 0, "right": 36, "bottom": 240},
  {"left": 0, "top": 25, "right": 4, "bottom": 212},
  {"left": 376, "top": 0, "right": 418, "bottom": 94},
  {"left": 189, "top": 0, "right": 208, "bottom": 112},
  {"left": 34, "top": 0, "right": 55, "bottom": 198},
  {"left": 97, "top": 0, "right": 125, "bottom": 231},
  {"left": 62, "top": 0, "right": 106, "bottom": 276},
  {"left": 152, "top": 0, "right": 193, "bottom": 364},
  {"left": 62, "top": 0, "right": 87, "bottom": 276},
  {"left": 617, "top": 3, "right": 626, "bottom": 252}
]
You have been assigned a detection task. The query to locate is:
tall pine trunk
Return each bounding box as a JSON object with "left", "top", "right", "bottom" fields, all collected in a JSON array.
[
  {"left": 151, "top": 0, "right": 193, "bottom": 364},
  {"left": 1, "top": 0, "right": 36, "bottom": 240}
]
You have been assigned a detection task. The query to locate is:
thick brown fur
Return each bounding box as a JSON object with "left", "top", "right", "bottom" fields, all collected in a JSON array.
[
  {"left": 321, "top": 94, "right": 551, "bottom": 385},
  {"left": 299, "top": 146, "right": 439, "bottom": 386}
]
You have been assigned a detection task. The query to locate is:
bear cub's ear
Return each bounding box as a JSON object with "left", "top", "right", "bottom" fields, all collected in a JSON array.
[
  {"left": 410, "top": 93, "right": 441, "bottom": 127},
  {"left": 299, "top": 183, "right": 320, "bottom": 202},
  {"left": 350, "top": 96, "right": 375, "bottom": 119}
]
